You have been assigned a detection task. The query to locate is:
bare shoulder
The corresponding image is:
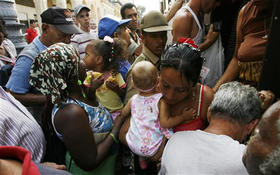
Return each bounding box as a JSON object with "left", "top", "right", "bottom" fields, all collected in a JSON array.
[
  {"left": 202, "top": 85, "right": 214, "bottom": 104},
  {"left": 173, "top": 12, "right": 194, "bottom": 26},
  {"left": 54, "top": 103, "right": 87, "bottom": 130}
]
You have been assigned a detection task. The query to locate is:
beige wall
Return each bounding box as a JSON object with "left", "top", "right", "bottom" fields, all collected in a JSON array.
[{"left": 15, "top": 4, "right": 37, "bottom": 21}]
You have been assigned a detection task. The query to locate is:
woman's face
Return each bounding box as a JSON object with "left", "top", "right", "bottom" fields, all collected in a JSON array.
[{"left": 160, "top": 67, "right": 192, "bottom": 105}]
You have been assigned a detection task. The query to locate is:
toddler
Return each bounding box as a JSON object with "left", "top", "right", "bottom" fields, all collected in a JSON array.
[{"left": 83, "top": 37, "right": 126, "bottom": 120}]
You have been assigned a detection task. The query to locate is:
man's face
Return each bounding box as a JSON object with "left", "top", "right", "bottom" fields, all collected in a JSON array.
[
  {"left": 117, "top": 26, "right": 131, "bottom": 45},
  {"left": 47, "top": 24, "right": 73, "bottom": 45},
  {"left": 142, "top": 31, "right": 167, "bottom": 57},
  {"left": 124, "top": 7, "right": 138, "bottom": 31},
  {"left": 76, "top": 9, "right": 90, "bottom": 29},
  {"left": 243, "top": 102, "right": 280, "bottom": 174}
]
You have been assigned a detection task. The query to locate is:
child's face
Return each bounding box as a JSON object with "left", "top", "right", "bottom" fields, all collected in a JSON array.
[{"left": 83, "top": 45, "right": 98, "bottom": 70}]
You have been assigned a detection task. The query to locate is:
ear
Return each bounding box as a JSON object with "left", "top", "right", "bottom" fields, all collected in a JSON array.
[
  {"left": 41, "top": 23, "right": 49, "bottom": 33},
  {"left": 207, "top": 107, "right": 211, "bottom": 123},
  {"left": 96, "top": 55, "right": 103, "bottom": 65},
  {"left": 247, "top": 119, "right": 259, "bottom": 136}
]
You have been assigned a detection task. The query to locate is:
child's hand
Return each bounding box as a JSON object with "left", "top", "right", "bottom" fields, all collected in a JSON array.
[
  {"left": 259, "top": 90, "right": 275, "bottom": 110},
  {"left": 106, "top": 80, "right": 119, "bottom": 92},
  {"left": 91, "top": 75, "right": 104, "bottom": 90},
  {"left": 182, "top": 107, "right": 197, "bottom": 121}
]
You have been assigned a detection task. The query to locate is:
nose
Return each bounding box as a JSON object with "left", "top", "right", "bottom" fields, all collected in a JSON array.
[{"left": 164, "top": 89, "right": 176, "bottom": 102}]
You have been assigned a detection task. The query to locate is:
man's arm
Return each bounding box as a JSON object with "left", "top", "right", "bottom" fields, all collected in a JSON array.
[
  {"left": 6, "top": 56, "right": 46, "bottom": 106},
  {"left": 8, "top": 91, "right": 47, "bottom": 106},
  {"left": 172, "top": 13, "right": 193, "bottom": 42}
]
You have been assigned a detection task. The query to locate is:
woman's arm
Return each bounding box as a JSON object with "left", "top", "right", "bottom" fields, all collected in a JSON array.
[
  {"left": 54, "top": 104, "right": 126, "bottom": 171},
  {"left": 213, "top": 6, "right": 245, "bottom": 92}
]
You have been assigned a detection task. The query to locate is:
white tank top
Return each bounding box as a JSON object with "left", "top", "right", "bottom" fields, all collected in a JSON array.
[{"left": 167, "top": 4, "right": 204, "bottom": 46}]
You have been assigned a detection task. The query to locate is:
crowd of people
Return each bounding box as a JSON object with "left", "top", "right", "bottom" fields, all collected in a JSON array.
[{"left": 0, "top": 0, "right": 279, "bottom": 174}]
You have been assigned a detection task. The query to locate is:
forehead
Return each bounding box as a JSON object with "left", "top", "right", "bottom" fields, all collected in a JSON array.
[
  {"left": 124, "top": 7, "right": 137, "bottom": 16},
  {"left": 77, "top": 9, "right": 89, "bottom": 17},
  {"left": 145, "top": 31, "right": 167, "bottom": 37},
  {"left": 160, "top": 67, "right": 189, "bottom": 87}
]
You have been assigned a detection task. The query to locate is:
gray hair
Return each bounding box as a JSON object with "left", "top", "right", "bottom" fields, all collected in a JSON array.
[
  {"left": 259, "top": 119, "right": 280, "bottom": 175},
  {"left": 210, "top": 81, "right": 262, "bottom": 123}
]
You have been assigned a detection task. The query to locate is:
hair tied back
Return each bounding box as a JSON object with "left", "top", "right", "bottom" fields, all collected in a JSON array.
[{"left": 103, "top": 36, "right": 114, "bottom": 43}]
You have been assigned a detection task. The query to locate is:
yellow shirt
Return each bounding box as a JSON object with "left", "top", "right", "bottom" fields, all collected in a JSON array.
[{"left": 84, "top": 71, "right": 126, "bottom": 112}]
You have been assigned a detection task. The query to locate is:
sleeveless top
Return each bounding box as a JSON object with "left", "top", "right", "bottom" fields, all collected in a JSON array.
[
  {"left": 51, "top": 98, "right": 113, "bottom": 140},
  {"left": 173, "top": 85, "right": 205, "bottom": 132},
  {"left": 167, "top": 4, "right": 204, "bottom": 45},
  {"left": 126, "top": 93, "right": 173, "bottom": 157}
]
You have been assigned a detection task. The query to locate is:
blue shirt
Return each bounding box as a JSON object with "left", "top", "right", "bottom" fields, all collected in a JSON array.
[
  {"left": 118, "top": 60, "right": 131, "bottom": 81},
  {"left": 6, "top": 36, "right": 47, "bottom": 93}
]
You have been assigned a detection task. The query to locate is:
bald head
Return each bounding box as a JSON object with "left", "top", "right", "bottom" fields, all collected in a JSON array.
[
  {"left": 132, "top": 61, "right": 158, "bottom": 91},
  {"left": 243, "top": 101, "right": 280, "bottom": 175}
]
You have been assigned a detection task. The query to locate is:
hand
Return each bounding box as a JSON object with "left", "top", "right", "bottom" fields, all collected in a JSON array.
[
  {"left": 259, "top": 90, "right": 275, "bottom": 110},
  {"left": 91, "top": 75, "right": 104, "bottom": 90},
  {"left": 106, "top": 80, "right": 119, "bottom": 92},
  {"left": 134, "top": 42, "right": 143, "bottom": 56},
  {"left": 42, "top": 162, "right": 66, "bottom": 170},
  {"left": 182, "top": 107, "right": 197, "bottom": 121}
]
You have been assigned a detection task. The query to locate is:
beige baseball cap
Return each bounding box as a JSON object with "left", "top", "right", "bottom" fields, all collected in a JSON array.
[{"left": 140, "top": 11, "right": 172, "bottom": 32}]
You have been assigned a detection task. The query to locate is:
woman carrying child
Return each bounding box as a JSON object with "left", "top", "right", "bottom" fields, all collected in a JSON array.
[{"left": 29, "top": 43, "right": 126, "bottom": 174}]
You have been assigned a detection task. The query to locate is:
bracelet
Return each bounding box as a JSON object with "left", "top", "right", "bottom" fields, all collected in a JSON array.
[{"left": 109, "top": 132, "right": 118, "bottom": 144}]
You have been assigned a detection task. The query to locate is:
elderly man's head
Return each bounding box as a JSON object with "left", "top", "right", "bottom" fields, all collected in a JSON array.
[
  {"left": 209, "top": 81, "right": 262, "bottom": 142},
  {"left": 40, "top": 7, "right": 80, "bottom": 46},
  {"left": 243, "top": 100, "right": 280, "bottom": 175}
]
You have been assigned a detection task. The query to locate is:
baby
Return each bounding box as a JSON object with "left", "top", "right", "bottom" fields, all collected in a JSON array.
[{"left": 120, "top": 61, "right": 195, "bottom": 162}]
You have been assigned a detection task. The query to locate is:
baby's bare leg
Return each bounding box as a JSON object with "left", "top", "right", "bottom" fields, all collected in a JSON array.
[{"left": 150, "top": 137, "right": 168, "bottom": 162}]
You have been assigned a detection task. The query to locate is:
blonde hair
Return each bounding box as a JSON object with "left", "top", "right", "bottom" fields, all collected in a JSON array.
[{"left": 132, "top": 61, "right": 158, "bottom": 91}]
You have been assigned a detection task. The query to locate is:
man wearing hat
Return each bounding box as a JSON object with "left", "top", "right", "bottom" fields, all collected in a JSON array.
[
  {"left": 71, "top": 5, "right": 98, "bottom": 59},
  {"left": 124, "top": 10, "right": 172, "bottom": 104},
  {"left": 6, "top": 7, "right": 80, "bottom": 119}
]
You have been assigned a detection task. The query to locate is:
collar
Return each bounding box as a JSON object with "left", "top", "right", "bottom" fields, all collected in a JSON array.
[
  {"left": 33, "top": 36, "right": 47, "bottom": 52},
  {"left": 0, "top": 146, "right": 40, "bottom": 175},
  {"left": 142, "top": 46, "right": 160, "bottom": 65}
]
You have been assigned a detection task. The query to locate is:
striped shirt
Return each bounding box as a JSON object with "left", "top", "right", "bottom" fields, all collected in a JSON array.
[
  {"left": 70, "top": 29, "right": 98, "bottom": 60},
  {"left": 0, "top": 87, "right": 45, "bottom": 162}
]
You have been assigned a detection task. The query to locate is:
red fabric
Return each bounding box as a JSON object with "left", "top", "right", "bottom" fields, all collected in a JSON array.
[
  {"left": 177, "top": 38, "right": 198, "bottom": 48},
  {"left": 26, "top": 28, "right": 38, "bottom": 43},
  {"left": 173, "top": 85, "right": 205, "bottom": 132},
  {"left": 0, "top": 146, "right": 41, "bottom": 175}
]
